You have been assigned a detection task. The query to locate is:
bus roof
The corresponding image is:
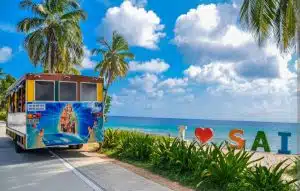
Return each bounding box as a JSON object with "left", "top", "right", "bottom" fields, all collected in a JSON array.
[{"left": 6, "top": 73, "right": 104, "bottom": 97}]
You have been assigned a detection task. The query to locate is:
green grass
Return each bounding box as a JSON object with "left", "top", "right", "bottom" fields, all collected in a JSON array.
[{"left": 100, "top": 128, "right": 298, "bottom": 191}]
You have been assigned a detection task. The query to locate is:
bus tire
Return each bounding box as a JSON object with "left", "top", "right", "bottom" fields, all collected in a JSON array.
[
  {"left": 68, "top": 145, "right": 76, "bottom": 149},
  {"left": 14, "top": 141, "right": 23, "bottom": 153}
]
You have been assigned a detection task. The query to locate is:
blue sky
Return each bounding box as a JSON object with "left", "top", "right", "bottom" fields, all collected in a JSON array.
[{"left": 0, "top": 0, "right": 297, "bottom": 123}]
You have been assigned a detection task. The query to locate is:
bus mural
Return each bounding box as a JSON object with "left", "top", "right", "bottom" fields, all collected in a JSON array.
[{"left": 26, "top": 102, "right": 104, "bottom": 149}]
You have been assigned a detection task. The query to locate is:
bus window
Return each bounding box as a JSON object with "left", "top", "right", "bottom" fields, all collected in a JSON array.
[
  {"left": 35, "top": 81, "right": 54, "bottom": 101},
  {"left": 59, "top": 82, "right": 77, "bottom": 101},
  {"left": 80, "top": 83, "right": 96, "bottom": 101}
]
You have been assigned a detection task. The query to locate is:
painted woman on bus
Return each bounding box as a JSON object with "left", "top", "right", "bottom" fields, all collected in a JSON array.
[
  {"left": 60, "top": 104, "right": 77, "bottom": 134},
  {"left": 66, "top": 104, "right": 76, "bottom": 133}
]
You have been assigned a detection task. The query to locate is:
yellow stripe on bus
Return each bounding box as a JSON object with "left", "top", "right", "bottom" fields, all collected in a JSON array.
[
  {"left": 97, "top": 83, "right": 103, "bottom": 102},
  {"left": 26, "top": 80, "right": 34, "bottom": 102}
]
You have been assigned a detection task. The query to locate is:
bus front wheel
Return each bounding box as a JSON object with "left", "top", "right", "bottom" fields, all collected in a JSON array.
[{"left": 14, "top": 141, "right": 24, "bottom": 153}]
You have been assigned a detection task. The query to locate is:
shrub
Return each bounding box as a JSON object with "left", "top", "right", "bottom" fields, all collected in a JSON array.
[
  {"left": 151, "top": 136, "right": 173, "bottom": 170},
  {"left": 198, "top": 143, "right": 261, "bottom": 190},
  {"left": 168, "top": 139, "right": 200, "bottom": 174},
  {"left": 102, "top": 128, "right": 121, "bottom": 149},
  {"left": 287, "top": 156, "right": 300, "bottom": 178},
  {"left": 245, "top": 160, "right": 297, "bottom": 191},
  {"left": 117, "top": 131, "right": 155, "bottom": 161},
  {"left": 101, "top": 129, "right": 298, "bottom": 191},
  {"left": 192, "top": 143, "right": 221, "bottom": 184},
  {"left": 0, "top": 110, "right": 7, "bottom": 121},
  {"left": 152, "top": 137, "right": 202, "bottom": 173}
]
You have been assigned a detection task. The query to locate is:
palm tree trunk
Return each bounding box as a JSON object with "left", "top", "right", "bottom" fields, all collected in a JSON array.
[
  {"left": 97, "top": 77, "right": 111, "bottom": 151},
  {"left": 103, "top": 75, "right": 112, "bottom": 113}
]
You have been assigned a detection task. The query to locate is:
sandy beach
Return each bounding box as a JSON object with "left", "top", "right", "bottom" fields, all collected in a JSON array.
[{"left": 251, "top": 151, "right": 296, "bottom": 167}]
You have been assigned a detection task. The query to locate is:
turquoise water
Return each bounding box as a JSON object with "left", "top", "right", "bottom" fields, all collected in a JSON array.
[{"left": 105, "top": 116, "right": 299, "bottom": 154}]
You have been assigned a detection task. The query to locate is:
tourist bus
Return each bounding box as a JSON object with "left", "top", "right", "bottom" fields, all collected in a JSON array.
[{"left": 5, "top": 73, "right": 104, "bottom": 153}]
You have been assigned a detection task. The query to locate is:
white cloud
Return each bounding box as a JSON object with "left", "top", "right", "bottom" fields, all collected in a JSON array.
[
  {"left": 111, "top": 94, "right": 124, "bottom": 106},
  {"left": 129, "top": 73, "right": 159, "bottom": 93},
  {"left": 129, "top": 58, "right": 169, "bottom": 73},
  {"left": 108, "top": 1, "right": 297, "bottom": 122},
  {"left": 175, "top": 1, "right": 296, "bottom": 101},
  {"left": 81, "top": 46, "right": 96, "bottom": 69},
  {"left": 174, "top": 3, "right": 295, "bottom": 81},
  {"left": 184, "top": 63, "right": 239, "bottom": 85},
  {"left": 175, "top": 4, "right": 220, "bottom": 34},
  {"left": 100, "top": 1, "right": 165, "bottom": 49},
  {"left": 168, "top": 87, "right": 186, "bottom": 94},
  {"left": 158, "top": 77, "right": 188, "bottom": 88},
  {"left": 184, "top": 63, "right": 296, "bottom": 97},
  {"left": 0, "top": 46, "right": 12, "bottom": 63},
  {"left": 0, "top": 23, "right": 16, "bottom": 33},
  {"left": 176, "top": 94, "right": 195, "bottom": 103},
  {"left": 210, "top": 78, "right": 296, "bottom": 97},
  {"left": 148, "top": 89, "right": 164, "bottom": 98},
  {"left": 128, "top": 74, "right": 189, "bottom": 97},
  {"left": 120, "top": 88, "right": 137, "bottom": 96}
]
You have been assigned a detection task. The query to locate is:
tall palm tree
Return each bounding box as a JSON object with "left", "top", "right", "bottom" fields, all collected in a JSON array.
[
  {"left": 240, "top": 0, "right": 300, "bottom": 180},
  {"left": 92, "top": 31, "right": 134, "bottom": 104},
  {"left": 239, "top": 0, "right": 299, "bottom": 53},
  {"left": 55, "top": 62, "right": 81, "bottom": 75},
  {"left": 17, "top": 0, "right": 86, "bottom": 73}
]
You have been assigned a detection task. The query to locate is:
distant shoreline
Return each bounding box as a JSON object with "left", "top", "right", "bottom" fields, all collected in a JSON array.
[{"left": 108, "top": 115, "right": 298, "bottom": 124}]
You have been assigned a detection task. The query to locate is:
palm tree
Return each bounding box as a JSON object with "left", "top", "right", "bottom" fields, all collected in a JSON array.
[
  {"left": 17, "top": 0, "right": 86, "bottom": 73},
  {"left": 92, "top": 31, "right": 134, "bottom": 104},
  {"left": 0, "top": 74, "right": 16, "bottom": 109},
  {"left": 55, "top": 62, "right": 81, "bottom": 75},
  {"left": 239, "top": 0, "right": 299, "bottom": 53},
  {"left": 239, "top": 0, "right": 300, "bottom": 181}
]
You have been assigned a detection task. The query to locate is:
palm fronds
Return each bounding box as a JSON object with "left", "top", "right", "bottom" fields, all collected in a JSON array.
[
  {"left": 239, "top": 0, "right": 298, "bottom": 52},
  {"left": 18, "top": 0, "right": 86, "bottom": 73}
]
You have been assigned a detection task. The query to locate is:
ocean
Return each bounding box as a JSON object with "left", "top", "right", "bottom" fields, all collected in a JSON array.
[{"left": 105, "top": 116, "right": 299, "bottom": 154}]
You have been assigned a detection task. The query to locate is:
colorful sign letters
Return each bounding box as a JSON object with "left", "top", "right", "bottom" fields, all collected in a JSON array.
[{"left": 194, "top": 127, "right": 293, "bottom": 155}]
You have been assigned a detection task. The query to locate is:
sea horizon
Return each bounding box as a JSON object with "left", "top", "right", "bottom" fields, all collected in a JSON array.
[{"left": 108, "top": 115, "right": 299, "bottom": 125}]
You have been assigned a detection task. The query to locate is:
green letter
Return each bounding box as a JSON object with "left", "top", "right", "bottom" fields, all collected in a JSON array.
[{"left": 251, "top": 131, "right": 270, "bottom": 152}]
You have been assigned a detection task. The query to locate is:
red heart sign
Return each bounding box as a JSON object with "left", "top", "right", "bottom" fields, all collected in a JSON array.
[{"left": 195, "top": 128, "right": 214, "bottom": 144}]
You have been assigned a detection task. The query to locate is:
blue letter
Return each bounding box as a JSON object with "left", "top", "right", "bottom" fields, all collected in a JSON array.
[{"left": 278, "top": 132, "right": 291, "bottom": 154}]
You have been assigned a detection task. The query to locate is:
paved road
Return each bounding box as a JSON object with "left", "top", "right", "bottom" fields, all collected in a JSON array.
[{"left": 0, "top": 123, "right": 172, "bottom": 191}]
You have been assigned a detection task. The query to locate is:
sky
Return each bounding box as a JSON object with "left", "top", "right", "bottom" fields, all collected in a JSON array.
[{"left": 0, "top": 0, "right": 298, "bottom": 123}]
